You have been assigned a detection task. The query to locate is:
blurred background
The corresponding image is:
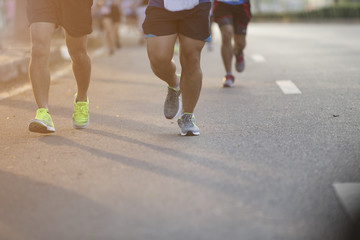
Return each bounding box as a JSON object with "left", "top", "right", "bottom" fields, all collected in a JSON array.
[{"left": 1, "top": 0, "right": 360, "bottom": 43}]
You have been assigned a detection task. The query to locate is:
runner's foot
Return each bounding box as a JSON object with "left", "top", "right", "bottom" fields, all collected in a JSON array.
[
  {"left": 222, "top": 74, "right": 235, "bottom": 88},
  {"left": 29, "top": 108, "right": 55, "bottom": 133},
  {"left": 164, "top": 75, "right": 181, "bottom": 119},
  {"left": 72, "top": 94, "right": 89, "bottom": 129},
  {"left": 235, "top": 52, "right": 245, "bottom": 72},
  {"left": 177, "top": 113, "right": 200, "bottom": 136}
]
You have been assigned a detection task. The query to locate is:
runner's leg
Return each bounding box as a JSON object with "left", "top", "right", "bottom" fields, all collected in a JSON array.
[
  {"left": 146, "top": 34, "right": 179, "bottom": 88},
  {"left": 234, "top": 34, "right": 246, "bottom": 55},
  {"left": 178, "top": 34, "right": 205, "bottom": 113},
  {"left": 102, "top": 17, "right": 116, "bottom": 54},
  {"left": 28, "top": 22, "right": 56, "bottom": 109},
  {"left": 65, "top": 33, "right": 91, "bottom": 102},
  {"left": 219, "top": 24, "right": 234, "bottom": 73}
]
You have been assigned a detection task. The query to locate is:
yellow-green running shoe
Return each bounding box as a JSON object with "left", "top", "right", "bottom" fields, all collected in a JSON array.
[
  {"left": 29, "top": 108, "right": 55, "bottom": 133},
  {"left": 72, "top": 95, "right": 89, "bottom": 129}
]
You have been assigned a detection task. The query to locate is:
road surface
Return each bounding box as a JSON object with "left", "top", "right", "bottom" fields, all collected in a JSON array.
[{"left": 0, "top": 22, "right": 359, "bottom": 240}]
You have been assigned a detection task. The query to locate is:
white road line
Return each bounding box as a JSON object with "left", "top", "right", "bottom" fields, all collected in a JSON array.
[
  {"left": 276, "top": 80, "right": 302, "bottom": 94},
  {"left": 0, "top": 84, "right": 32, "bottom": 101},
  {"left": 0, "top": 67, "right": 71, "bottom": 101},
  {"left": 251, "top": 54, "right": 266, "bottom": 62},
  {"left": 333, "top": 182, "right": 360, "bottom": 222}
]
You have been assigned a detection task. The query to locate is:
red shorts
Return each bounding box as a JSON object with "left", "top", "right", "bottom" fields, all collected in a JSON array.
[{"left": 213, "top": 2, "right": 251, "bottom": 35}]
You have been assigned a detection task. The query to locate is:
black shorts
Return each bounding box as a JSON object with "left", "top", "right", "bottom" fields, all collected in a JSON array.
[
  {"left": 26, "top": 0, "right": 93, "bottom": 37},
  {"left": 142, "top": 3, "right": 211, "bottom": 42},
  {"left": 213, "top": 2, "right": 251, "bottom": 35}
]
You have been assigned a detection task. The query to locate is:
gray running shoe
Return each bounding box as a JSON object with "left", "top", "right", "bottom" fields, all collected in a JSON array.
[
  {"left": 164, "top": 86, "right": 181, "bottom": 119},
  {"left": 235, "top": 52, "right": 245, "bottom": 72},
  {"left": 177, "top": 113, "right": 199, "bottom": 136}
]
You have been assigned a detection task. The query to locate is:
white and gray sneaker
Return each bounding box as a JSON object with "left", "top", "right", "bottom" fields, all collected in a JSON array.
[
  {"left": 177, "top": 113, "right": 200, "bottom": 136},
  {"left": 164, "top": 86, "right": 181, "bottom": 119}
]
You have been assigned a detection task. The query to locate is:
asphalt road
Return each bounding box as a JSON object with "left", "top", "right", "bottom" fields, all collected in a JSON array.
[{"left": 0, "top": 22, "right": 359, "bottom": 240}]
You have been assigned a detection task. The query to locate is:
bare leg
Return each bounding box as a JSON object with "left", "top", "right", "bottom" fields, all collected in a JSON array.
[
  {"left": 65, "top": 33, "right": 91, "bottom": 102},
  {"left": 102, "top": 17, "right": 116, "bottom": 54},
  {"left": 234, "top": 34, "right": 246, "bottom": 55},
  {"left": 113, "top": 22, "right": 121, "bottom": 48},
  {"left": 220, "top": 24, "right": 234, "bottom": 73},
  {"left": 146, "top": 34, "right": 179, "bottom": 88},
  {"left": 28, "top": 22, "right": 56, "bottom": 109},
  {"left": 178, "top": 34, "right": 205, "bottom": 113}
]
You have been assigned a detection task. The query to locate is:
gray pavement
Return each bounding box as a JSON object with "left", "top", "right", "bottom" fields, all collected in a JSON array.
[{"left": 0, "top": 22, "right": 360, "bottom": 240}]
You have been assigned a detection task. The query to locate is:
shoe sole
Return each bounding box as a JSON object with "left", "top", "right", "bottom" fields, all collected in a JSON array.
[
  {"left": 180, "top": 131, "right": 200, "bottom": 136},
  {"left": 29, "top": 120, "right": 55, "bottom": 133},
  {"left": 223, "top": 82, "right": 235, "bottom": 88},
  {"left": 72, "top": 120, "right": 89, "bottom": 129}
]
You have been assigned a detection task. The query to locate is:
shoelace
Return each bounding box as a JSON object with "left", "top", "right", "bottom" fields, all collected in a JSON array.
[
  {"left": 181, "top": 114, "right": 194, "bottom": 124},
  {"left": 75, "top": 104, "right": 88, "bottom": 117},
  {"left": 167, "top": 88, "right": 179, "bottom": 103}
]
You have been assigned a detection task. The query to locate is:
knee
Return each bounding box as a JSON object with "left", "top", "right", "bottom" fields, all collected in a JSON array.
[
  {"left": 180, "top": 51, "right": 201, "bottom": 71},
  {"left": 31, "top": 43, "right": 50, "bottom": 59},
  {"left": 68, "top": 47, "right": 89, "bottom": 63},
  {"left": 148, "top": 52, "right": 172, "bottom": 69},
  {"left": 221, "top": 29, "right": 233, "bottom": 44},
  {"left": 235, "top": 40, "right": 246, "bottom": 51}
]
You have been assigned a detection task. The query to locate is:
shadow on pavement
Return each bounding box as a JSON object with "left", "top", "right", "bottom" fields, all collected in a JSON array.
[
  {"left": 38, "top": 135, "right": 252, "bottom": 201},
  {"left": 0, "top": 170, "right": 121, "bottom": 240}
]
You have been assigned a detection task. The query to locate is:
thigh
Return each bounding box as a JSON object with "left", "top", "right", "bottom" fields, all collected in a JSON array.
[
  {"left": 142, "top": 7, "right": 178, "bottom": 38},
  {"left": 59, "top": 0, "right": 93, "bottom": 37},
  {"left": 27, "top": 0, "right": 58, "bottom": 25},
  {"left": 102, "top": 17, "right": 113, "bottom": 31},
  {"left": 232, "top": 2, "right": 251, "bottom": 35},
  {"left": 146, "top": 34, "right": 178, "bottom": 62},
  {"left": 65, "top": 32, "right": 88, "bottom": 55},
  {"left": 213, "top": 2, "right": 233, "bottom": 28},
  {"left": 179, "top": 3, "right": 212, "bottom": 42},
  {"left": 178, "top": 34, "right": 205, "bottom": 57},
  {"left": 30, "top": 22, "right": 55, "bottom": 50}
]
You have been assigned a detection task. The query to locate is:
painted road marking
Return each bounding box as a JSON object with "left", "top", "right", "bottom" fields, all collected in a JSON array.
[
  {"left": 0, "top": 67, "right": 70, "bottom": 101},
  {"left": 251, "top": 54, "right": 266, "bottom": 62},
  {"left": 0, "top": 84, "right": 31, "bottom": 101},
  {"left": 276, "top": 80, "right": 302, "bottom": 94},
  {"left": 333, "top": 182, "right": 360, "bottom": 222}
]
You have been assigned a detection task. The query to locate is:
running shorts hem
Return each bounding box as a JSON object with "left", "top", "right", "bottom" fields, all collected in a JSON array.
[
  {"left": 213, "top": 2, "right": 251, "bottom": 35},
  {"left": 142, "top": 3, "right": 211, "bottom": 42}
]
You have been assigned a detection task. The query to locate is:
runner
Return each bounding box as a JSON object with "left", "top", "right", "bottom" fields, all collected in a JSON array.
[
  {"left": 134, "top": 0, "right": 148, "bottom": 45},
  {"left": 97, "top": 0, "right": 122, "bottom": 54},
  {"left": 142, "top": 0, "right": 211, "bottom": 136},
  {"left": 27, "top": 0, "right": 93, "bottom": 133},
  {"left": 213, "top": 0, "right": 251, "bottom": 88}
]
